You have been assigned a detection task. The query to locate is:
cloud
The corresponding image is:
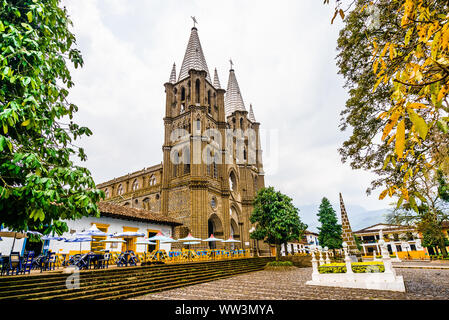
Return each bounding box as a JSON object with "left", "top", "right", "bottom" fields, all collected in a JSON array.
[{"left": 60, "top": 0, "right": 389, "bottom": 229}]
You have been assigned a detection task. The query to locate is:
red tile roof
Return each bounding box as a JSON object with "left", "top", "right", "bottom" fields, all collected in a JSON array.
[{"left": 98, "top": 202, "right": 182, "bottom": 226}]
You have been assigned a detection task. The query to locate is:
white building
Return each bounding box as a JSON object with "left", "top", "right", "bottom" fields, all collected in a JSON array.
[{"left": 0, "top": 202, "right": 182, "bottom": 256}]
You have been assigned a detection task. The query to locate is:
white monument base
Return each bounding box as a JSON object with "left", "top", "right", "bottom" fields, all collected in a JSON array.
[{"left": 306, "top": 273, "right": 406, "bottom": 292}]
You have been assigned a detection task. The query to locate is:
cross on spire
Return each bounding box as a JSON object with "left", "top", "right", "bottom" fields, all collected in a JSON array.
[
  {"left": 229, "top": 59, "right": 234, "bottom": 70},
  {"left": 191, "top": 16, "right": 198, "bottom": 28}
]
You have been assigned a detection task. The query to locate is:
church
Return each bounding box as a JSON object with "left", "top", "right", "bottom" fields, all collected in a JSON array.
[{"left": 97, "top": 23, "right": 265, "bottom": 250}]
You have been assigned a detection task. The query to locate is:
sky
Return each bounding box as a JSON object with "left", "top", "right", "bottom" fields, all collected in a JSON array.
[{"left": 60, "top": 0, "right": 393, "bottom": 232}]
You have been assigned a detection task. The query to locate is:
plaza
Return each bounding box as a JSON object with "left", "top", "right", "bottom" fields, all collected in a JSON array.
[{"left": 133, "top": 263, "right": 449, "bottom": 300}]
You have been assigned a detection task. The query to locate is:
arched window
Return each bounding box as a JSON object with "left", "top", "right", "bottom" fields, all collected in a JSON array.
[
  {"left": 149, "top": 175, "right": 156, "bottom": 186},
  {"left": 240, "top": 117, "right": 243, "bottom": 129},
  {"left": 117, "top": 184, "right": 123, "bottom": 195},
  {"left": 183, "top": 147, "right": 190, "bottom": 174},
  {"left": 243, "top": 148, "right": 247, "bottom": 161},
  {"left": 104, "top": 188, "right": 109, "bottom": 198},
  {"left": 229, "top": 171, "right": 237, "bottom": 191},
  {"left": 132, "top": 179, "right": 139, "bottom": 191},
  {"left": 195, "top": 79, "right": 200, "bottom": 103},
  {"left": 207, "top": 150, "right": 212, "bottom": 176},
  {"left": 181, "top": 86, "right": 185, "bottom": 101},
  {"left": 207, "top": 90, "right": 211, "bottom": 106},
  {"left": 173, "top": 151, "right": 179, "bottom": 177},
  {"left": 196, "top": 118, "right": 201, "bottom": 131}
]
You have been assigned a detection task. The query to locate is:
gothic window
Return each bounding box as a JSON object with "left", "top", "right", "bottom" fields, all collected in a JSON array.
[
  {"left": 243, "top": 148, "right": 247, "bottom": 161},
  {"left": 183, "top": 146, "right": 190, "bottom": 174},
  {"left": 206, "top": 150, "right": 212, "bottom": 176},
  {"left": 181, "top": 86, "right": 185, "bottom": 101},
  {"left": 149, "top": 175, "right": 156, "bottom": 186},
  {"left": 173, "top": 151, "right": 179, "bottom": 177},
  {"left": 104, "top": 188, "right": 109, "bottom": 198},
  {"left": 117, "top": 184, "right": 123, "bottom": 195},
  {"left": 240, "top": 117, "right": 243, "bottom": 129},
  {"left": 196, "top": 118, "right": 201, "bottom": 131},
  {"left": 195, "top": 79, "right": 200, "bottom": 103},
  {"left": 207, "top": 90, "right": 211, "bottom": 106},
  {"left": 213, "top": 157, "right": 218, "bottom": 178},
  {"left": 211, "top": 197, "right": 217, "bottom": 209},
  {"left": 229, "top": 171, "right": 237, "bottom": 191},
  {"left": 132, "top": 179, "right": 139, "bottom": 191}
]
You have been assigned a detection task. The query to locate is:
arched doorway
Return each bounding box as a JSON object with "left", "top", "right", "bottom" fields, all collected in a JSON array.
[{"left": 207, "top": 213, "right": 223, "bottom": 249}]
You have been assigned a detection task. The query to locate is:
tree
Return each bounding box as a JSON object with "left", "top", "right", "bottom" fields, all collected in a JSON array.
[
  {"left": 317, "top": 197, "right": 342, "bottom": 256},
  {"left": 0, "top": 0, "right": 104, "bottom": 234},
  {"left": 327, "top": 0, "right": 449, "bottom": 211},
  {"left": 250, "top": 187, "right": 307, "bottom": 261}
]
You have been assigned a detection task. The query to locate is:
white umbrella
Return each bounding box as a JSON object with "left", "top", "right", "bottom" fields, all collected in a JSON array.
[
  {"left": 202, "top": 234, "right": 223, "bottom": 242},
  {"left": 178, "top": 233, "right": 202, "bottom": 242},
  {"left": 65, "top": 236, "right": 93, "bottom": 254},
  {"left": 112, "top": 231, "right": 145, "bottom": 238},
  {"left": 76, "top": 224, "right": 107, "bottom": 237},
  {"left": 222, "top": 236, "right": 240, "bottom": 243},
  {"left": 160, "top": 236, "right": 178, "bottom": 244},
  {"left": 136, "top": 240, "right": 157, "bottom": 245},
  {"left": 183, "top": 241, "right": 201, "bottom": 245},
  {"left": 148, "top": 232, "right": 171, "bottom": 242}
]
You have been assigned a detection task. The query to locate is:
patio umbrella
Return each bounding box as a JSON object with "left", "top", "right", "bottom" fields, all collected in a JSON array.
[
  {"left": 148, "top": 231, "right": 172, "bottom": 242},
  {"left": 0, "top": 229, "right": 27, "bottom": 254},
  {"left": 65, "top": 237, "right": 93, "bottom": 255},
  {"left": 76, "top": 224, "right": 107, "bottom": 237},
  {"left": 160, "top": 236, "right": 178, "bottom": 244},
  {"left": 178, "top": 233, "right": 202, "bottom": 242},
  {"left": 202, "top": 234, "right": 223, "bottom": 251},
  {"left": 26, "top": 231, "right": 43, "bottom": 236},
  {"left": 112, "top": 231, "right": 145, "bottom": 251},
  {"left": 223, "top": 236, "right": 240, "bottom": 251}
]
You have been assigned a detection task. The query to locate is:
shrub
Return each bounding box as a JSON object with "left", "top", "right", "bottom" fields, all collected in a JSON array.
[
  {"left": 390, "top": 254, "right": 397, "bottom": 258},
  {"left": 267, "top": 261, "right": 293, "bottom": 267},
  {"left": 318, "top": 262, "right": 385, "bottom": 274}
]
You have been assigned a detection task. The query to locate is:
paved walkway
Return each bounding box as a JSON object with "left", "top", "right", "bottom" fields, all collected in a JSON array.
[{"left": 132, "top": 267, "right": 449, "bottom": 300}]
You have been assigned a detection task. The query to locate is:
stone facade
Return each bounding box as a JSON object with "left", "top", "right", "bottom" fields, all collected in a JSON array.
[{"left": 97, "top": 26, "right": 265, "bottom": 251}]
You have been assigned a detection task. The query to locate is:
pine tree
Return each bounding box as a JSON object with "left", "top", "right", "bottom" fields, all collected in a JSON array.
[{"left": 317, "top": 197, "right": 342, "bottom": 255}]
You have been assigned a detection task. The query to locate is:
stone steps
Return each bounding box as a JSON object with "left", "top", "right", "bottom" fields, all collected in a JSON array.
[{"left": 0, "top": 257, "right": 273, "bottom": 300}]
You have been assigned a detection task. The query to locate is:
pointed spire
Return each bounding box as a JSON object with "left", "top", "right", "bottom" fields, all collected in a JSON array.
[
  {"left": 248, "top": 104, "right": 256, "bottom": 122},
  {"left": 178, "top": 27, "right": 211, "bottom": 83},
  {"left": 225, "top": 67, "right": 246, "bottom": 116},
  {"left": 339, "top": 193, "right": 361, "bottom": 256},
  {"left": 213, "top": 68, "right": 221, "bottom": 89},
  {"left": 169, "top": 63, "right": 176, "bottom": 84}
]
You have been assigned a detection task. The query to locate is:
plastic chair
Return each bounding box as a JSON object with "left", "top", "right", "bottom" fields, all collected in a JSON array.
[
  {"left": 7, "top": 252, "right": 22, "bottom": 275},
  {"left": 21, "top": 251, "right": 34, "bottom": 274}
]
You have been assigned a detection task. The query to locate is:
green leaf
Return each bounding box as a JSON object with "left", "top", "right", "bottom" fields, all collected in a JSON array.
[
  {"left": 26, "top": 11, "right": 33, "bottom": 23},
  {"left": 0, "top": 21, "right": 5, "bottom": 32},
  {"left": 409, "top": 195, "right": 419, "bottom": 213}
]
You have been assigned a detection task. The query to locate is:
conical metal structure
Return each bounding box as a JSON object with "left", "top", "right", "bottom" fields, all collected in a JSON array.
[
  {"left": 248, "top": 104, "right": 256, "bottom": 122},
  {"left": 225, "top": 68, "right": 246, "bottom": 116},
  {"left": 213, "top": 68, "right": 221, "bottom": 89},
  {"left": 178, "top": 27, "right": 211, "bottom": 83},
  {"left": 169, "top": 63, "right": 176, "bottom": 84},
  {"left": 339, "top": 193, "right": 361, "bottom": 257}
]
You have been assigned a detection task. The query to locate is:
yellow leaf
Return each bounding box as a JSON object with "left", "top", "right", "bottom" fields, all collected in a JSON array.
[
  {"left": 21, "top": 119, "right": 30, "bottom": 126},
  {"left": 382, "top": 110, "right": 401, "bottom": 140},
  {"left": 407, "top": 103, "right": 428, "bottom": 109},
  {"left": 407, "top": 109, "right": 428, "bottom": 140},
  {"left": 395, "top": 119, "right": 405, "bottom": 159},
  {"left": 379, "top": 189, "right": 388, "bottom": 200}
]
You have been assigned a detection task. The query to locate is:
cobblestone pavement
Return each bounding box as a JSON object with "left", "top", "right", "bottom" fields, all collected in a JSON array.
[{"left": 132, "top": 267, "right": 449, "bottom": 300}]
